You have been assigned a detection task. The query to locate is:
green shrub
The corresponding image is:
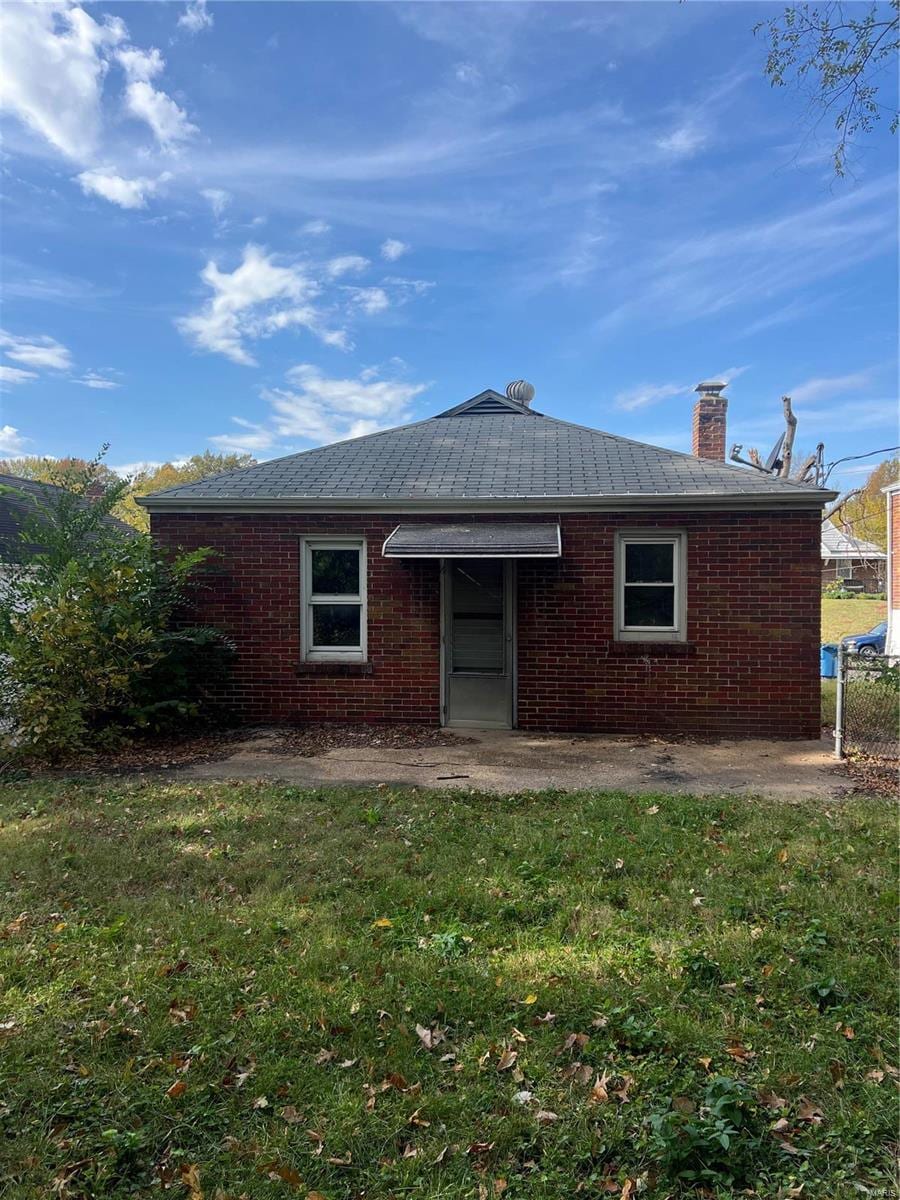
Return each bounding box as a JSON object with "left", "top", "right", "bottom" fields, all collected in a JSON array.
[{"left": 0, "top": 457, "right": 233, "bottom": 760}]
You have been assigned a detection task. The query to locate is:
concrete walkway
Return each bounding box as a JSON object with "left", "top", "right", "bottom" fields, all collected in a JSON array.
[{"left": 179, "top": 728, "right": 848, "bottom": 799}]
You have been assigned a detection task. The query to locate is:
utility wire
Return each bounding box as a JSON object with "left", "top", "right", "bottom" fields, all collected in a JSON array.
[{"left": 823, "top": 445, "right": 899, "bottom": 483}]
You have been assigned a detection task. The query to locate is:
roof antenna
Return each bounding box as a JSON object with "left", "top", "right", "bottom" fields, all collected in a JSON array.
[{"left": 506, "top": 379, "right": 535, "bottom": 407}]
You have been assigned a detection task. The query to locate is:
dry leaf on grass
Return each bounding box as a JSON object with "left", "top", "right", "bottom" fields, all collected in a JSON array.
[
  {"left": 496, "top": 1048, "right": 518, "bottom": 1071},
  {"left": 415, "top": 1023, "right": 445, "bottom": 1050}
]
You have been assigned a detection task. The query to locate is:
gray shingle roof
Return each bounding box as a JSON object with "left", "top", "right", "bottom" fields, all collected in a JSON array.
[
  {"left": 821, "top": 519, "right": 886, "bottom": 559},
  {"left": 0, "top": 473, "right": 134, "bottom": 560},
  {"left": 141, "top": 390, "right": 835, "bottom": 508}
]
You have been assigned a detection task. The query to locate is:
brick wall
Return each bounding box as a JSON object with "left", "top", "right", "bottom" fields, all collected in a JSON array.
[{"left": 152, "top": 508, "right": 822, "bottom": 737}]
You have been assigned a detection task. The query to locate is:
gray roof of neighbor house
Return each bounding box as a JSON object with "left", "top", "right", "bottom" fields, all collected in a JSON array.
[
  {"left": 821, "top": 519, "right": 886, "bottom": 560},
  {"left": 0, "top": 473, "right": 134, "bottom": 561},
  {"left": 140, "top": 391, "right": 837, "bottom": 511}
]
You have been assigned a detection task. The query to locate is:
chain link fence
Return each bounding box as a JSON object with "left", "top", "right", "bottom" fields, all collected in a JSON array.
[{"left": 834, "top": 650, "right": 900, "bottom": 767}]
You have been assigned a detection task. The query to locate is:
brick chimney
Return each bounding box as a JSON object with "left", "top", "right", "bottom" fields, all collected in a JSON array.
[{"left": 692, "top": 380, "right": 728, "bottom": 461}]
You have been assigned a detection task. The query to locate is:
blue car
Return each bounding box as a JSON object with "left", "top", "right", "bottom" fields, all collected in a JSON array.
[{"left": 841, "top": 620, "right": 887, "bottom": 657}]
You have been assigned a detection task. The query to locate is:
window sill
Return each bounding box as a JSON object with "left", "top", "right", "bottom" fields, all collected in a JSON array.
[
  {"left": 296, "top": 661, "right": 373, "bottom": 676},
  {"left": 609, "top": 641, "right": 696, "bottom": 657}
]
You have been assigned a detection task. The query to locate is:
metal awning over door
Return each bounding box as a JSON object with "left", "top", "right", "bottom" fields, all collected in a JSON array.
[{"left": 382, "top": 521, "right": 561, "bottom": 558}]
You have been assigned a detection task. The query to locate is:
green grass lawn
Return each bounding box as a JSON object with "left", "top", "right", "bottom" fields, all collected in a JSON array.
[
  {"left": 1, "top": 781, "right": 896, "bottom": 1199},
  {"left": 821, "top": 597, "right": 887, "bottom": 645}
]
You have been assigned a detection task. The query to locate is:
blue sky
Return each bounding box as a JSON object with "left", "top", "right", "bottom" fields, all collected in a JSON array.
[{"left": 1, "top": 1, "right": 897, "bottom": 490}]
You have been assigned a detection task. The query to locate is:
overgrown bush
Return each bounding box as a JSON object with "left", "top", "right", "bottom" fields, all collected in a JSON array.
[{"left": 0, "top": 456, "right": 233, "bottom": 760}]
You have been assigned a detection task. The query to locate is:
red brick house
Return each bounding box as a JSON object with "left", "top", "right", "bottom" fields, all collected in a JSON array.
[{"left": 141, "top": 382, "right": 836, "bottom": 738}]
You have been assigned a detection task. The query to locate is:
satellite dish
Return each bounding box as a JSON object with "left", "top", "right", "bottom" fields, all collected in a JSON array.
[{"left": 763, "top": 432, "right": 785, "bottom": 473}]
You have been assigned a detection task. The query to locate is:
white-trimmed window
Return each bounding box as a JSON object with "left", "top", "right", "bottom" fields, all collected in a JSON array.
[
  {"left": 302, "top": 539, "right": 367, "bottom": 661},
  {"left": 615, "top": 531, "right": 686, "bottom": 642}
]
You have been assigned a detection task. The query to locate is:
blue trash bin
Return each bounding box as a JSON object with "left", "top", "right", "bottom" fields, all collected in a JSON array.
[{"left": 820, "top": 644, "right": 838, "bottom": 679}]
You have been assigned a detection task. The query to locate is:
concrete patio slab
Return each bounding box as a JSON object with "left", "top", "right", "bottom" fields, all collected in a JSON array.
[{"left": 177, "top": 728, "right": 848, "bottom": 799}]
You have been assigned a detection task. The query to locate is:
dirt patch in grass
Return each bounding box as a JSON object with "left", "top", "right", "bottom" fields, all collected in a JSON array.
[
  {"left": 260, "top": 722, "right": 477, "bottom": 757},
  {"left": 6, "top": 723, "right": 477, "bottom": 778}
]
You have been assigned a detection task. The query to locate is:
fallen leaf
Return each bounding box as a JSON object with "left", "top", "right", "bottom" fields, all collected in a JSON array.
[
  {"left": 645, "top": 805, "right": 659, "bottom": 815},
  {"left": 252, "top": 1095, "right": 269, "bottom": 1109},
  {"left": 697, "top": 1056, "right": 712, "bottom": 1072},
  {"left": 494, "top": 1181, "right": 508, "bottom": 1196},
  {"left": 725, "top": 1041, "right": 756, "bottom": 1061},
  {"left": 796, "top": 1099, "right": 824, "bottom": 1124},
  {"left": 402, "top": 1143, "right": 418, "bottom": 1158},
  {"left": 180, "top": 1163, "right": 202, "bottom": 1200},
  {"left": 535, "top": 1109, "right": 559, "bottom": 1123},
  {"left": 166, "top": 1079, "right": 187, "bottom": 1100},
  {"left": 415, "top": 1023, "right": 445, "bottom": 1050},
  {"left": 589, "top": 1072, "right": 609, "bottom": 1104},
  {"left": 168, "top": 1000, "right": 197, "bottom": 1025},
  {"left": 371, "top": 917, "right": 393, "bottom": 929},
  {"left": 496, "top": 1048, "right": 518, "bottom": 1072},
  {"left": 620, "top": 1180, "right": 636, "bottom": 1200},
  {"left": 757, "top": 1089, "right": 787, "bottom": 1110},
  {"left": 264, "top": 1162, "right": 303, "bottom": 1188},
  {"left": 280, "top": 1105, "right": 303, "bottom": 1123},
  {"left": 513, "top": 1089, "right": 533, "bottom": 1105},
  {"left": 433, "top": 1145, "right": 449, "bottom": 1164},
  {"left": 778, "top": 848, "right": 789, "bottom": 864},
  {"left": 865, "top": 1068, "right": 885, "bottom": 1083},
  {"left": 523, "top": 993, "right": 538, "bottom": 1006},
  {"left": 842, "top": 1025, "right": 855, "bottom": 1040}
]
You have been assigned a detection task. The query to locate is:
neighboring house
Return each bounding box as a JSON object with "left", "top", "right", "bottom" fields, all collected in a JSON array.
[
  {"left": 140, "top": 381, "right": 837, "bottom": 738},
  {"left": 820, "top": 519, "right": 886, "bottom": 592},
  {"left": 885, "top": 481, "right": 900, "bottom": 657},
  {"left": 0, "top": 473, "right": 133, "bottom": 567}
]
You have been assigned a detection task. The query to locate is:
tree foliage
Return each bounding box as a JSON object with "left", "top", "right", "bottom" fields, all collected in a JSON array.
[
  {"left": 756, "top": 1, "right": 899, "bottom": 175},
  {"left": 832, "top": 456, "right": 899, "bottom": 550},
  {"left": 0, "top": 456, "right": 234, "bottom": 761},
  {"left": 116, "top": 452, "right": 257, "bottom": 531},
  {"left": 0, "top": 450, "right": 256, "bottom": 532}
]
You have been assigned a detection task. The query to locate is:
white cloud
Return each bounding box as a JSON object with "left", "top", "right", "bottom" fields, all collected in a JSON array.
[
  {"left": 614, "top": 381, "right": 688, "bottom": 412},
  {"left": 209, "top": 418, "right": 277, "bottom": 454},
  {"left": 347, "top": 286, "right": 390, "bottom": 315},
  {"left": 326, "top": 254, "right": 369, "bottom": 279},
  {"left": 0, "top": 330, "right": 72, "bottom": 372},
  {"left": 116, "top": 45, "right": 164, "bottom": 82},
  {"left": 176, "top": 244, "right": 346, "bottom": 365},
  {"left": 0, "top": 425, "right": 27, "bottom": 454},
  {"left": 202, "top": 187, "right": 230, "bottom": 220},
  {"left": 789, "top": 370, "right": 874, "bottom": 405},
  {"left": 454, "top": 62, "right": 482, "bottom": 85},
  {"left": 210, "top": 365, "right": 429, "bottom": 453},
  {"left": 77, "top": 166, "right": 166, "bottom": 209},
  {"left": 74, "top": 371, "right": 120, "bottom": 390},
  {"left": 655, "top": 122, "right": 707, "bottom": 158},
  {"left": 717, "top": 365, "right": 751, "bottom": 386},
  {"left": 301, "top": 219, "right": 331, "bottom": 235},
  {"left": 0, "top": 365, "right": 38, "bottom": 386},
  {"left": 178, "top": 0, "right": 213, "bottom": 35},
  {"left": 124, "top": 78, "right": 196, "bottom": 150},
  {"left": 271, "top": 364, "right": 428, "bottom": 442},
  {"left": 380, "top": 238, "right": 409, "bottom": 262},
  {"left": 0, "top": 1, "right": 125, "bottom": 160}
]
